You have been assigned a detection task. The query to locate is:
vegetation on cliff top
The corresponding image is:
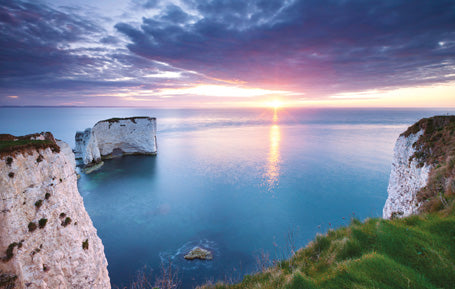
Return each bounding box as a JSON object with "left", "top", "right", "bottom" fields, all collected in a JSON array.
[
  {"left": 199, "top": 210, "right": 455, "bottom": 289},
  {"left": 0, "top": 132, "right": 60, "bottom": 157},
  {"left": 402, "top": 116, "right": 455, "bottom": 213},
  {"left": 98, "top": 116, "right": 155, "bottom": 125}
]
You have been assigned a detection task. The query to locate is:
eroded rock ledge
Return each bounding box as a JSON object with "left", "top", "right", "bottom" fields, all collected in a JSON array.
[
  {"left": 75, "top": 116, "right": 157, "bottom": 172},
  {"left": 0, "top": 132, "right": 110, "bottom": 288}
]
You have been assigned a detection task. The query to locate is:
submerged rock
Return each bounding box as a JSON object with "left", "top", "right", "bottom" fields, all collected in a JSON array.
[
  {"left": 82, "top": 160, "right": 104, "bottom": 174},
  {"left": 75, "top": 116, "right": 157, "bottom": 173},
  {"left": 184, "top": 247, "right": 213, "bottom": 260}
]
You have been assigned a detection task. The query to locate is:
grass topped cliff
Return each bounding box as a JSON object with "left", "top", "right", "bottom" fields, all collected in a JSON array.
[
  {"left": 0, "top": 132, "right": 60, "bottom": 157},
  {"left": 200, "top": 212, "right": 455, "bottom": 289},
  {"left": 403, "top": 116, "right": 455, "bottom": 214},
  {"left": 199, "top": 116, "right": 455, "bottom": 289}
]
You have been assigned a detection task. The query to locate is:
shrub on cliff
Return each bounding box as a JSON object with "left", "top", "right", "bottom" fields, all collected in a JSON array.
[
  {"left": 28, "top": 222, "right": 37, "bottom": 232},
  {"left": 38, "top": 218, "right": 47, "bottom": 229},
  {"left": 403, "top": 116, "right": 455, "bottom": 214}
]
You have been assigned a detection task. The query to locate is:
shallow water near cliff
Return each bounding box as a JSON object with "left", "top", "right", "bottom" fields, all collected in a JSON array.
[{"left": 2, "top": 107, "right": 455, "bottom": 288}]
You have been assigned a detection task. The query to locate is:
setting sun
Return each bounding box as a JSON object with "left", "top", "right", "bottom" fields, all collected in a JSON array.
[{"left": 268, "top": 99, "right": 283, "bottom": 109}]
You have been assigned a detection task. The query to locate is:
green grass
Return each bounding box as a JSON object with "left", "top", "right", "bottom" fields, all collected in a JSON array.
[
  {"left": 0, "top": 139, "right": 60, "bottom": 157},
  {"left": 0, "top": 140, "right": 54, "bottom": 151},
  {"left": 198, "top": 212, "right": 455, "bottom": 289}
]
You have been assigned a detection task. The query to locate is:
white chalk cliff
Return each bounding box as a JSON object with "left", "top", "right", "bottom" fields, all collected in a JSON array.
[
  {"left": 0, "top": 133, "right": 110, "bottom": 288},
  {"left": 383, "top": 130, "right": 431, "bottom": 219},
  {"left": 75, "top": 117, "right": 157, "bottom": 167}
]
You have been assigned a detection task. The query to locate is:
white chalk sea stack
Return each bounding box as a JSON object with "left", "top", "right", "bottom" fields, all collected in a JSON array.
[
  {"left": 75, "top": 116, "right": 157, "bottom": 171},
  {"left": 383, "top": 130, "right": 431, "bottom": 219},
  {"left": 0, "top": 132, "right": 110, "bottom": 289},
  {"left": 75, "top": 128, "right": 101, "bottom": 165}
]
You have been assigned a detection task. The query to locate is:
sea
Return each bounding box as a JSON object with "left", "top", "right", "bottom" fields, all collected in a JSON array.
[{"left": 2, "top": 107, "right": 455, "bottom": 288}]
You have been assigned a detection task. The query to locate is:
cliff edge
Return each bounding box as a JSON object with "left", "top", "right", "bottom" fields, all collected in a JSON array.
[
  {"left": 0, "top": 133, "right": 110, "bottom": 288},
  {"left": 384, "top": 115, "right": 455, "bottom": 219}
]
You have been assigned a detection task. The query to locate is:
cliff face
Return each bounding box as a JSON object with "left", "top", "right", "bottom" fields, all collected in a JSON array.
[
  {"left": 383, "top": 130, "right": 431, "bottom": 219},
  {"left": 383, "top": 115, "right": 455, "bottom": 219},
  {"left": 75, "top": 117, "right": 157, "bottom": 167},
  {"left": 0, "top": 133, "right": 110, "bottom": 288}
]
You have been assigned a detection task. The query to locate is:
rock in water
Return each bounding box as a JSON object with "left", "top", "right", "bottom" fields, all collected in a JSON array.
[
  {"left": 93, "top": 117, "right": 157, "bottom": 158},
  {"left": 184, "top": 247, "right": 213, "bottom": 260},
  {"left": 74, "top": 128, "right": 101, "bottom": 165},
  {"left": 74, "top": 116, "right": 157, "bottom": 172},
  {"left": 0, "top": 132, "right": 110, "bottom": 288}
]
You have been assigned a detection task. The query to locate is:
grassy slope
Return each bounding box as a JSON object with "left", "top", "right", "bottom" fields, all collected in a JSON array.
[
  {"left": 201, "top": 210, "right": 455, "bottom": 289},
  {"left": 200, "top": 116, "right": 455, "bottom": 289}
]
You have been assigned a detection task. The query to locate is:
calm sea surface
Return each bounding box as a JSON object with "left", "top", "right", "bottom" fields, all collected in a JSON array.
[{"left": 2, "top": 107, "right": 455, "bottom": 288}]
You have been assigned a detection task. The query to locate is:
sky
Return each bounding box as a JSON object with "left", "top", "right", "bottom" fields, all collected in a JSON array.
[{"left": 0, "top": 0, "right": 454, "bottom": 108}]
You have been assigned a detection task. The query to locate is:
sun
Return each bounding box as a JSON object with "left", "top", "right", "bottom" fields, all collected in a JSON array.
[{"left": 268, "top": 99, "right": 283, "bottom": 109}]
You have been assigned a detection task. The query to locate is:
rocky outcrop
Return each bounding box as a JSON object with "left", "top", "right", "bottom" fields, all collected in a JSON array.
[
  {"left": 75, "top": 117, "right": 157, "bottom": 170},
  {"left": 383, "top": 130, "right": 431, "bottom": 219},
  {"left": 0, "top": 133, "right": 110, "bottom": 289},
  {"left": 184, "top": 247, "right": 213, "bottom": 260},
  {"left": 74, "top": 128, "right": 101, "bottom": 165}
]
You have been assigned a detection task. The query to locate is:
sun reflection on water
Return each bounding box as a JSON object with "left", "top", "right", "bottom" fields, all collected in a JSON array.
[
  {"left": 264, "top": 120, "right": 281, "bottom": 192},
  {"left": 272, "top": 108, "right": 278, "bottom": 123}
]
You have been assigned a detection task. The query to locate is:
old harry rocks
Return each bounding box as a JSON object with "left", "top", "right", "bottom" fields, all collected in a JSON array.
[{"left": 75, "top": 117, "right": 157, "bottom": 171}]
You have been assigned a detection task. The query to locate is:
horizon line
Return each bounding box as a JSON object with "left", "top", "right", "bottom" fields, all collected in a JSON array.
[{"left": 1, "top": 105, "right": 455, "bottom": 110}]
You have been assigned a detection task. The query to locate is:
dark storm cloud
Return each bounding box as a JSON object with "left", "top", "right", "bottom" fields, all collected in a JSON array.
[
  {"left": 117, "top": 0, "right": 455, "bottom": 95},
  {"left": 0, "top": 0, "right": 100, "bottom": 79},
  {"left": 0, "top": 0, "right": 192, "bottom": 101}
]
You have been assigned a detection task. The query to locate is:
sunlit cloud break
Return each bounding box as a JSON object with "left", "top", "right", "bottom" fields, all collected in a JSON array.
[
  {"left": 330, "top": 90, "right": 382, "bottom": 99},
  {"left": 144, "top": 71, "right": 183, "bottom": 79},
  {"left": 156, "top": 85, "right": 292, "bottom": 98}
]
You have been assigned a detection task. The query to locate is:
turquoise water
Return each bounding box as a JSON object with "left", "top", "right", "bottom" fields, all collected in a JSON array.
[{"left": 2, "top": 107, "right": 455, "bottom": 287}]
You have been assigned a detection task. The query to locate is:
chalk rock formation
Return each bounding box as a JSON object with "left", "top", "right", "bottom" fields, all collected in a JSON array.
[
  {"left": 74, "top": 128, "right": 101, "bottom": 165},
  {"left": 75, "top": 117, "right": 157, "bottom": 169},
  {"left": 0, "top": 133, "right": 110, "bottom": 289},
  {"left": 383, "top": 130, "right": 431, "bottom": 219}
]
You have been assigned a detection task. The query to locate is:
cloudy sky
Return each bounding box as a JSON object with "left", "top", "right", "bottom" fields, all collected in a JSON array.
[{"left": 1, "top": 0, "right": 454, "bottom": 107}]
